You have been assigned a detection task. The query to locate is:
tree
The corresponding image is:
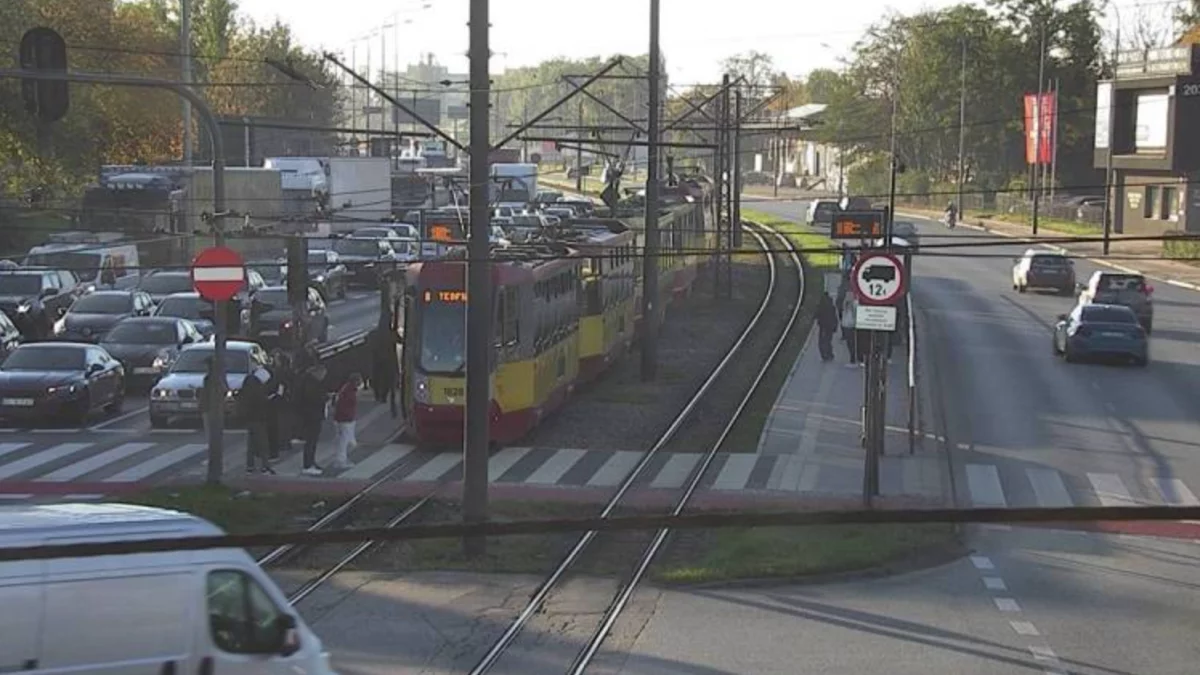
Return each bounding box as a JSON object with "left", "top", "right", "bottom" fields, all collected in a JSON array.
[
  {"left": 1177, "top": 0, "right": 1200, "bottom": 32},
  {"left": 719, "top": 51, "right": 777, "bottom": 90}
]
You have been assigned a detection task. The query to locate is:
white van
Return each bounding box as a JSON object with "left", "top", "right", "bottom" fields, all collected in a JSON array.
[
  {"left": 24, "top": 236, "right": 140, "bottom": 288},
  {"left": 0, "top": 502, "right": 337, "bottom": 675}
]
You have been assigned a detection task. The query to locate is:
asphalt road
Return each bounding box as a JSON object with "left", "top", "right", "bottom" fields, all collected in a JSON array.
[{"left": 711, "top": 198, "right": 1200, "bottom": 674}]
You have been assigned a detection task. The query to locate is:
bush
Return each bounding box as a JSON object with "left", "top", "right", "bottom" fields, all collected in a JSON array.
[{"left": 1162, "top": 230, "right": 1200, "bottom": 261}]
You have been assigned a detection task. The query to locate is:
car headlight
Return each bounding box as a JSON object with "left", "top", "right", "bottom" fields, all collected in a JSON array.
[
  {"left": 152, "top": 351, "right": 171, "bottom": 370},
  {"left": 46, "top": 384, "right": 78, "bottom": 396},
  {"left": 151, "top": 388, "right": 173, "bottom": 399},
  {"left": 314, "top": 275, "right": 326, "bottom": 283},
  {"left": 53, "top": 318, "right": 66, "bottom": 334},
  {"left": 16, "top": 303, "right": 31, "bottom": 314},
  {"left": 226, "top": 389, "right": 238, "bottom": 399},
  {"left": 282, "top": 320, "right": 293, "bottom": 330}
]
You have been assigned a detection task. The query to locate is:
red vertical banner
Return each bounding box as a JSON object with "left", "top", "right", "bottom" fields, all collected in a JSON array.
[
  {"left": 1038, "top": 91, "right": 1056, "bottom": 164},
  {"left": 1023, "top": 94, "right": 1038, "bottom": 165},
  {"left": 1023, "top": 92, "right": 1057, "bottom": 165}
]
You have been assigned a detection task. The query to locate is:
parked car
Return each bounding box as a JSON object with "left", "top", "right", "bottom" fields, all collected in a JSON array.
[
  {"left": 100, "top": 316, "right": 207, "bottom": 389},
  {"left": 0, "top": 342, "right": 125, "bottom": 425},
  {"left": 53, "top": 290, "right": 155, "bottom": 343}
]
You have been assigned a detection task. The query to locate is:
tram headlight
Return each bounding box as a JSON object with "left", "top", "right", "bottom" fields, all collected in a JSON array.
[{"left": 413, "top": 372, "right": 431, "bottom": 404}]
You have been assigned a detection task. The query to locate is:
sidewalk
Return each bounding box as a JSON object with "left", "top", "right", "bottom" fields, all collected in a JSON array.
[
  {"left": 755, "top": 272, "right": 947, "bottom": 502},
  {"left": 900, "top": 205, "right": 1200, "bottom": 291}
]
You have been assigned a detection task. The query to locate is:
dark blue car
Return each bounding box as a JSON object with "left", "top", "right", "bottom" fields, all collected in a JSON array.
[{"left": 1053, "top": 303, "right": 1148, "bottom": 366}]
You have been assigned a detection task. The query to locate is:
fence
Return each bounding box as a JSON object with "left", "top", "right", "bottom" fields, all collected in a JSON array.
[{"left": 898, "top": 191, "right": 1104, "bottom": 228}]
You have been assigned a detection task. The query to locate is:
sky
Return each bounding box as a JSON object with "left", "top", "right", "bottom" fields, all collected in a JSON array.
[
  {"left": 232, "top": 0, "right": 1163, "bottom": 86},
  {"left": 233, "top": 0, "right": 966, "bottom": 85}
]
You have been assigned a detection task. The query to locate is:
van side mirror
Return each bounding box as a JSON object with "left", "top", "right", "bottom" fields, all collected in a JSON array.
[
  {"left": 257, "top": 614, "right": 300, "bottom": 656},
  {"left": 1056, "top": 313, "right": 1068, "bottom": 322}
]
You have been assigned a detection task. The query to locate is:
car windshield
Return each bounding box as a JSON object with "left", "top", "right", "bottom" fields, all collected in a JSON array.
[
  {"left": 307, "top": 252, "right": 331, "bottom": 270},
  {"left": 69, "top": 293, "right": 132, "bottom": 314},
  {"left": 156, "top": 296, "right": 204, "bottom": 320},
  {"left": 103, "top": 321, "right": 176, "bottom": 344},
  {"left": 139, "top": 274, "right": 192, "bottom": 295},
  {"left": 2, "top": 346, "right": 85, "bottom": 371},
  {"left": 24, "top": 252, "right": 103, "bottom": 282},
  {"left": 171, "top": 349, "right": 250, "bottom": 374},
  {"left": 0, "top": 274, "right": 41, "bottom": 296},
  {"left": 419, "top": 300, "right": 465, "bottom": 374},
  {"left": 1082, "top": 307, "right": 1137, "bottom": 323},
  {"left": 334, "top": 239, "right": 380, "bottom": 257},
  {"left": 248, "top": 262, "right": 284, "bottom": 283},
  {"left": 1032, "top": 255, "right": 1069, "bottom": 267},
  {"left": 253, "top": 289, "right": 289, "bottom": 308}
]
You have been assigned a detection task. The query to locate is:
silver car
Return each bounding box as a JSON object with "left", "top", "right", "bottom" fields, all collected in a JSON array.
[{"left": 148, "top": 340, "right": 270, "bottom": 428}]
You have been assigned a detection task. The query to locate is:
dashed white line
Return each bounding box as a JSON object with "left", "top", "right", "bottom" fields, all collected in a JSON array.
[
  {"left": 1029, "top": 645, "right": 1059, "bottom": 662},
  {"left": 982, "top": 576, "right": 1008, "bottom": 591},
  {"left": 1010, "top": 620, "right": 1040, "bottom": 636},
  {"left": 970, "top": 555, "right": 994, "bottom": 570},
  {"left": 994, "top": 598, "right": 1021, "bottom": 612}
]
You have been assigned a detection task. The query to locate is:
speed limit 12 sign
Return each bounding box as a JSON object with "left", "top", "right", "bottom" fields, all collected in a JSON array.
[{"left": 851, "top": 252, "right": 906, "bottom": 306}]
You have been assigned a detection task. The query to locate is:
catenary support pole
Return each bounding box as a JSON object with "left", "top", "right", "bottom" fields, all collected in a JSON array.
[
  {"left": 641, "top": 0, "right": 661, "bottom": 381},
  {"left": 464, "top": 0, "right": 491, "bottom": 557},
  {"left": 956, "top": 38, "right": 966, "bottom": 217},
  {"left": 732, "top": 89, "right": 743, "bottom": 249},
  {"left": 721, "top": 75, "right": 733, "bottom": 298},
  {"left": 1032, "top": 23, "right": 1046, "bottom": 236},
  {"left": 576, "top": 100, "right": 584, "bottom": 192},
  {"left": 1103, "top": 23, "right": 1120, "bottom": 256}
]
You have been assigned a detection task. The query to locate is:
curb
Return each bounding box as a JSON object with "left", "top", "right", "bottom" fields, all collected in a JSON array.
[{"left": 897, "top": 210, "right": 1200, "bottom": 293}]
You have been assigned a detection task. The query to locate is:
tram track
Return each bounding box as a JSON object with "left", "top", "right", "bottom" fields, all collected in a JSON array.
[{"left": 467, "top": 220, "right": 807, "bottom": 674}]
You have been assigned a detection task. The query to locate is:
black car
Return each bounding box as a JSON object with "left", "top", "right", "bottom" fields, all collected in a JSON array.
[
  {"left": 100, "top": 316, "right": 207, "bottom": 389},
  {"left": 0, "top": 342, "right": 124, "bottom": 425},
  {"left": 286, "top": 249, "right": 347, "bottom": 301},
  {"left": 135, "top": 270, "right": 197, "bottom": 304},
  {"left": 247, "top": 259, "right": 287, "bottom": 287},
  {"left": 244, "top": 286, "right": 330, "bottom": 346},
  {"left": 331, "top": 237, "right": 401, "bottom": 288},
  {"left": 0, "top": 268, "right": 82, "bottom": 340},
  {"left": 53, "top": 290, "right": 155, "bottom": 343},
  {"left": 0, "top": 312, "right": 21, "bottom": 362},
  {"left": 153, "top": 292, "right": 218, "bottom": 338}
]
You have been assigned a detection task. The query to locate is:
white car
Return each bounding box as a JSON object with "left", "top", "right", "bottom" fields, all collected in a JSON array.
[
  {"left": 806, "top": 199, "right": 839, "bottom": 226},
  {"left": 149, "top": 340, "right": 270, "bottom": 427}
]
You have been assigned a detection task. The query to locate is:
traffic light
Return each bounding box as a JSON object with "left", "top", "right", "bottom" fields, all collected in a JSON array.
[{"left": 19, "top": 27, "right": 69, "bottom": 123}]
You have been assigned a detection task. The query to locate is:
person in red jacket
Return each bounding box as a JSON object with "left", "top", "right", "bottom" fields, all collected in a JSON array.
[{"left": 331, "top": 372, "right": 362, "bottom": 470}]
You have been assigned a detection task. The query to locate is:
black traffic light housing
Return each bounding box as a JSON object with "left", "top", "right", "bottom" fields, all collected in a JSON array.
[
  {"left": 19, "top": 27, "right": 69, "bottom": 123},
  {"left": 286, "top": 237, "right": 308, "bottom": 306}
]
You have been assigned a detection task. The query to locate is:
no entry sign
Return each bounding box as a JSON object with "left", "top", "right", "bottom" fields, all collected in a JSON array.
[{"left": 191, "top": 246, "right": 246, "bottom": 302}]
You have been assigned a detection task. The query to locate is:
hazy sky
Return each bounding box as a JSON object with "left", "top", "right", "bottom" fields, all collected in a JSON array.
[{"left": 234, "top": 0, "right": 968, "bottom": 84}]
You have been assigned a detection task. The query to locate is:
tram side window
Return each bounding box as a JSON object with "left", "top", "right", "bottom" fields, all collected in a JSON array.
[{"left": 501, "top": 287, "right": 519, "bottom": 345}]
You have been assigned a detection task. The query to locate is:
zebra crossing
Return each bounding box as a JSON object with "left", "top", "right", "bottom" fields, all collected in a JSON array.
[{"left": 962, "top": 462, "right": 1200, "bottom": 510}]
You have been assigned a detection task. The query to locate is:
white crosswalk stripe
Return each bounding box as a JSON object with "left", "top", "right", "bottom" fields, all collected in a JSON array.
[
  {"left": 1026, "top": 468, "right": 1074, "bottom": 508},
  {"left": 0, "top": 443, "right": 92, "bottom": 480},
  {"left": 1087, "top": 473, "right": 1139, "bottom": 507},
  {"left": 104, "top": 443, "right": 204, "bottom": 482},
  {"left": 712, "top": 454, "right": 758, "bottom": 491},
  {"left": 38, "top": 443, "right": 154, "bottom": 482},
  {"left": 966, "top": 464, "right": 1007, "bottom": 507}
]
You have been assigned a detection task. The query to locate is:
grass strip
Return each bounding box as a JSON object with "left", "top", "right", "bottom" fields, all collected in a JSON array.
[{"left": 653, "top": 523, "right": 959, "bottom": 584}]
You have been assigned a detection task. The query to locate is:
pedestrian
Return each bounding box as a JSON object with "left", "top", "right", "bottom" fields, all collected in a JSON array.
[
  {"left": 841, "top": 293, "right": 859, "bottom": 364},
  {"left": 199, "top": 357, "right": 219, "bottom": 441},
  {"left": 267, "top": 349, "right": 293, "bottom": 455},
  {"left": 296, "top": 364, "right": 328, "bottom": 476},
  {"left": 331, "top": 372, "right": 363, "bottom": 471},
  {"left": 370, "top": 324, "right": 401, "bottom": 415},
  {"left": 816, "top": 291, "right": 839, "bottom": 362},
  {"left": 240, "top": 368, "right": 274, "bottom": 474}
]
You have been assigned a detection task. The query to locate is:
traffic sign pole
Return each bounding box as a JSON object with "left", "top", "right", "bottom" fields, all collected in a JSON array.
[{"left": 192, "top": 246, "right": 247, "bottom": 485}]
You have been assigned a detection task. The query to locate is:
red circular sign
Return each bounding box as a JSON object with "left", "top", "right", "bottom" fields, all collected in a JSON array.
[
  {"left": 191, "top": 246, "right": 246, "bottom": 302},
  {"left": 850, "top": 252, "right": 906, "bottom": 306}
]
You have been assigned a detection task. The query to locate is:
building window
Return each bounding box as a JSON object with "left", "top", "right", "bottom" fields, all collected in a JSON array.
[
  {"left": 1144, "top": 186, "right": 1158, "bottom": 219},
  {"left": 1161, "top": 186, "right": 1177, "bottom": 221}
]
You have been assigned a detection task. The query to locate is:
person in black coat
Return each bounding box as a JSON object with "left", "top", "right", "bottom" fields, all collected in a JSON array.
[
  {"left": 296, "top": 364, "right": 329, "bottom": 476},
  {"left": 816, "top": 291, "right": 839, "bottom": 361},
  {"left": 239, "top": 369, "right": 274, "bottom": 474}
]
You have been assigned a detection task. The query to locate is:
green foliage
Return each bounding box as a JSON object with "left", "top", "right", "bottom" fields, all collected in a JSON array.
[
  {"left": 810, "top": 1, "right": 1105, "bottom": 196},
  {"left": 1162, "top": 230, "right": 1200, "bottom": 261},
  {"left": 0, "top": 0, "right": 340, "bottom": 203}
]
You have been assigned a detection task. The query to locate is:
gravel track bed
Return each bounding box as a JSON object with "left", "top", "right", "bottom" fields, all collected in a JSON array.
[{"left": 523, "top": 254, "right": 771, "bottom": 453}]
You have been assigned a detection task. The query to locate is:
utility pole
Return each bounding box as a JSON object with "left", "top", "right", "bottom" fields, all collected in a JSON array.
[
  {"left": 712, "top": 81, "right": 725, "bottom": 299},
  {"left": 1049, "top": 77, "right": 1059, "bottom": 199},
  {"left": 956, "top": 38, "right": 967, "bottom": 217},
  {"left": 1032, "top": 22, "right": 1046, "bottom": 236},
  {"left": 1102, "top": 22, "right": 1120, "bottom": 256},
  {"left": 721, "top": 75, "right": 733, "bottom": 297},
  {"left": 641, "top": 0, "right": 661, "bottom": 381},
  {"left": 575, "top": 99, "right": 584, "bottom": 192},
  {"left": 464, "top": 0, "right": 491, "bottom": 557},
  {"left": 732, "top": 89, "right": 743, "bottom": 249},
  {"left": 181, "top": 0, "right": 192, "bottom": 165}
]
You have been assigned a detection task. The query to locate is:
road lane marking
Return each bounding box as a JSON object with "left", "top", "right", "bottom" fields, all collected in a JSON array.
[
  {"left": 38, "top": 442, "right": 154, "bottom": 482},
  {"left": 970, "top": 555, "right": 994, "bottom": 570},
  {"left": 1087, "top": 472, "right": 1138, "bottom": 506},
  {"left": 525, "top": 449, "right": 587, "bottom": 485},
  {"left": 0, "top": 443, "right": 31, "bottom": 460},
  {"left": 994, "top": 598, "right": 1021, "bottom": 612},
  {"left": 1010, "top": 621, "right": 1040, "bottom": 636},
  {"left": 488, "top": 446, "right": 533, "bottom": 481},
  {"left": 89, "top": 405, "right": 149, "bottom": 430},
  {"left": 1026, "top": 468, "right": 1073, "bottom": 508},
  {"left": 104, "top": 443, "right": 205, "bottom": 482},
  {"left": 0, "top": 443, "right": 92, "bottom": 480},
  {"left": 966, "top": 464, "right": 1007, "bottom": 507},
  {"left": 338, "top": 444, "right": 416, "bottom": 481},
  {"left": 982, "top": 577, "right": 1007, "bottom": 591}
]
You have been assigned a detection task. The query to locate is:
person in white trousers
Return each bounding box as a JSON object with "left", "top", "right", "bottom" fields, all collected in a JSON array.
[{"left": 330, "top": 372, "right": 362, "bottom": 470}]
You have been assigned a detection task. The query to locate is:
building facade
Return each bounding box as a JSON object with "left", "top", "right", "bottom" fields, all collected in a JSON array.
[{"left": 1094, "top": 44, "right": 1200, "bottom": 234}]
